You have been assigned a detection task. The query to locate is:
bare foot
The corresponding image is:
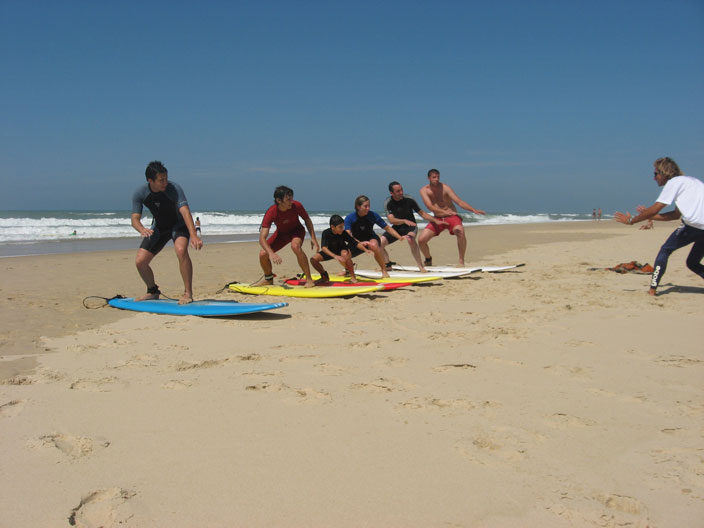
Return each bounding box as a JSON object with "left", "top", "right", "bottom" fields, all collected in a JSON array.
[
  {"left": 458, "top": 261, "right": 465, "bottom": 267},
  {"left": 381, "top": 272, "right": 390, "bottom": 279},
  {"left": 304, "top": 279, "right": 315, "bottom": 288},
  {"left": 350, "top": 275, "right": 358, "bottom": 283},
  {"left": 179, "top": 294, "right": 193, "bottom": 305},
  {"left": 419, "top": 266, "right": 428, "bottom": 273},
  {"left": 647, "top": 288, "right": 657, "bottom": 296},
  {"left": 135, "top": 292, "right": 159, "bottom": 301},
  {"left": 252, "top": 278, "right": 274, "bottom": 287}
]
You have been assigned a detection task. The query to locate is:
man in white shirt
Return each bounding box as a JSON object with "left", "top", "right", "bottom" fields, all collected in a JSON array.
[{"left": 615, "top": 157, "right": 704, "bottom": 295}]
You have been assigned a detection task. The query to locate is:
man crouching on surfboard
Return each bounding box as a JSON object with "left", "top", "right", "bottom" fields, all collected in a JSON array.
[
  {"left": 131, "top": 160, "right": 203, "bottom": 304},
  {"left": 417, "top": 169, "right": 486, "bottom": 267},
  {"left": 254, "top": 185, "right": 320, "bottom": 287}
]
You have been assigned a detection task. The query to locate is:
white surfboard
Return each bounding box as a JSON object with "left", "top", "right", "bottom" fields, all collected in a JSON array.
[
  {"left": 392, "top": 265, "right": 481, "bottom": 274},
  {"left": 354, "top": 269, "right": 470, "bottom": 279},
  {"left": 392, "top": 264, "right": 524, "bottom": 273}
]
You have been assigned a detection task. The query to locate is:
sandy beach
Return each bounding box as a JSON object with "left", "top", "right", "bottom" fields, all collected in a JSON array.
[{"left": 1, "top": 221, "right": 702, "bottom": 527}]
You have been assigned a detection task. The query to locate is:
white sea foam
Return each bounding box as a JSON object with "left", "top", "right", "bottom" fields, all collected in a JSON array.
[{"left": 0, "top": 210, "right": 594, "bottom": 244}]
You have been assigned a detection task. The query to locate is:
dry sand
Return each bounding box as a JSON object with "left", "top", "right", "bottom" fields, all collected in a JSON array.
[{"left": 1, "top": 221, "right": 702, "bottom": 527}]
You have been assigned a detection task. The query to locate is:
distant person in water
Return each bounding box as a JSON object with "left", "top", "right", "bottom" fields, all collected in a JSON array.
[
  {"left": 598, "top": 208, "right": 602, "bottom": 221},
  {"left": 345, "top": 195, "right": 408, "bottom": 278},
  {"left": 417, "top": 169, "right": 486, "bottom": 267},
  {"left": 381, "top": 181, "right": 447, "bottom": 272},
  {"left": 614, "top": 157, "right": 704, "bottom": 296},
  {"left": 70, "top": 230, "right": 77, "bottom": 236},
  {"left": 131, "top": 160, "right": 203, "bottom": 304},
  {"left": 256, "top": 185, "right": 319, "bottom": 287},
  {"left": 311, "top": 214, "right": 372, "bottom": 283},
  {"left": 195, "top": 217, "right": 201, "bottom": 236}
]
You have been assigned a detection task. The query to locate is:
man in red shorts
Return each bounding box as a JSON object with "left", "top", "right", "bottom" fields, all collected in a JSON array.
[
  {"left": 417, "top": 169, "right": 486, "bottom": 267},
  {"left": 256, "top": 185, "right": 320, "bottom": 287}
]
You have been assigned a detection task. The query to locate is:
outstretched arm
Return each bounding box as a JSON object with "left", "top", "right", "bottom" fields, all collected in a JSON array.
[
  {"left": 445, "top": 184, "right": 485, "bottom": 215},
  {"left": 614, "top": 202, "right": 670, "bottom": 225}
]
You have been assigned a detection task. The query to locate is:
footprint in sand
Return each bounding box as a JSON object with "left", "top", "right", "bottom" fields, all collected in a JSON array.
[
  {"left": 278, "top": 354, "right": 319, "bottom": 362},
  {"left": 454, "top": 426, "right": 543, "bottom": 465},
  {"left": 545, "top": 412, "right": 597, "bottom": 428},
  {"left": 0, "top": 375, "right": 34, "bottom": 386},
  {"left": 245, "top": 382, "right": 288, "bottom": 392},
  {"left": 68, "top": 488, "right": 135, "bottom": 527},
  {"left": 399, "top": 397, "right": 500, "bottom": 413},
  {"left": 236, "top": 353, "right": 262, "bottom": 362},
  {"left": 161, "top": 379, "right": 194, "bottom": 390},
  {"left": 351, "top": 377, "right": 416, "bottom": 393},
  {"left": 37, "top": 433, "right": 110, "bottom": 459},
  {"left": 288, "top": 387, "right": 332, "bottom": 405},
  {"left": 174, "top": 358, "right": 228, "bottom": 371},
  {"left": 116, "top": 354, "right": 158, "bottom": 369},
  {"left": 432, "top": 363, "right": 477, "bottom": 372},
  {"left": 595, "top": 493, "right": 645, "bottom": 515},
  {"left": 315, "top": 363, "right": 348, "bottom": 375},
  {"left": 69, "top": 377, "right": 125, "bottom": 392},
  {"left": 656, "top": 355, "right": 703, "bottom": 367},
  {"left": 0, "top": 399, "right": 25, "bottom": 418},
  {"left": 382, "top": 356, "right": 409, "bottom": 367}
]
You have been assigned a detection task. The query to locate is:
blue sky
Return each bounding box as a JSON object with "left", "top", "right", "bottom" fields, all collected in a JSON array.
[{"left": 1, "top": 0, "right": 703, "bottom": 214}]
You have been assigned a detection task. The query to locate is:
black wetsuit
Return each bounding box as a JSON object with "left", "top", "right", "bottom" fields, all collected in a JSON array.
[
  {"left": 383, "top": 195, "right": 421, "bottom": 243},
  {"left": 132, "top": 181, "right": 190, "bottom": 255}
]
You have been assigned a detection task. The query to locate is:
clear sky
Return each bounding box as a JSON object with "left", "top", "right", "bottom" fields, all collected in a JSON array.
[{"left": 1, "top": 0, "right": 703, "bottom": 214}]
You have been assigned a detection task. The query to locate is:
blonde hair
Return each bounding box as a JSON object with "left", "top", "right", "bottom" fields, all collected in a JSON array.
[{"left": 653, "top": 157, "right": 683, "bottom": 182}]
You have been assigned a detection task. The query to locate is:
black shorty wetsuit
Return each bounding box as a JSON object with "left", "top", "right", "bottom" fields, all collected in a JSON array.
[
  {"left": 132, "top": 181, "right": 190, "bottom": 255},
  {"left": 383, "top": 196, "right": 421, "bottom": 243},
  {"left": 317, "top": 228, "right": 358, "bottom": 261}
]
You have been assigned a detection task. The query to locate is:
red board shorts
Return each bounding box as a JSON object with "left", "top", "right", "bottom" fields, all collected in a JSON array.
[
  {"left": 424, "top": 215, "right": 463, "bottom": 236},
  {"left": 267, "top": 225, "right": 306, "bottom": 252}
]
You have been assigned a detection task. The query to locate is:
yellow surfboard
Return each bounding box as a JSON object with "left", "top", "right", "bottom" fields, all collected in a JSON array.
[{"left": 228, "top": 282, "right": 383, "bottom": 298}]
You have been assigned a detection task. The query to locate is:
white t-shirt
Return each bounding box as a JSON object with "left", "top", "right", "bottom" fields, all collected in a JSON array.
[{"left": 656, "top": 175, "right": 704, "bottom": 230}]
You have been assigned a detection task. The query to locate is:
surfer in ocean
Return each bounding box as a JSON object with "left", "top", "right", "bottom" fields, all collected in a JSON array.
[
  {"left": 255, "top": 185, "right": 320, "bottom": 287},
  {"left": 417, "top": 169, "right": 486, "bottom": 267},
  {"left": 131, "top": 160, "right": 203, "bottom": 304},
  {"left": 614, "top": 157, "right": 704, "bottom": 296}
]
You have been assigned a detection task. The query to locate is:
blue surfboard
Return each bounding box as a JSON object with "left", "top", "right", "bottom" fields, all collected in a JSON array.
[{"left": 108, "top": 297, "right": 288, "bottom": 317}]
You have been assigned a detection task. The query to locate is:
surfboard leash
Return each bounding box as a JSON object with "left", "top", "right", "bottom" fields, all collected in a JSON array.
[{"left": 82, "top": 294, "right": 126, "bottom": 309}]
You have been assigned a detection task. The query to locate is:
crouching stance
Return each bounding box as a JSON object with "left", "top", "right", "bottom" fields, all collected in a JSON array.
[
  {"left": 615, "top": 157, "right": 704, "bottom": 295},
  {"left": 345, "top": 195, "right": 408, "bottom": 278},
  {"left": 131, "top": 160, "right": 203, "bottom": 304},
  {"left": 256, "top": 186, "right": 319, "bottom": 287},
  {"left": 311, "top": 214, "right": 373, "bottom": 283}
]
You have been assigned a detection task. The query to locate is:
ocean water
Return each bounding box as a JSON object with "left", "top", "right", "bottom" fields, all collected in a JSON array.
[{"left": 0, "top": 209, "right": 597, "bottom": 257}]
